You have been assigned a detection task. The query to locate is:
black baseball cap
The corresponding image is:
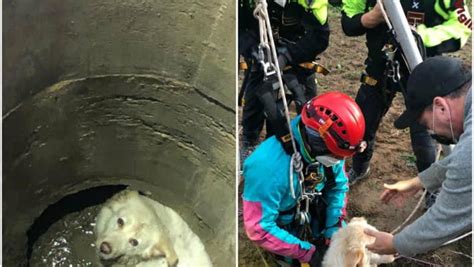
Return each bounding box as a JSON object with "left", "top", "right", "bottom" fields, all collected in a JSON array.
[{"left": 394, "top": 56, "right": 472, "bottom": 129}]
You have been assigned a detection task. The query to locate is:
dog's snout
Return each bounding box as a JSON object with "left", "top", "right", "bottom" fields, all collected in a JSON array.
[{"left": 100, "top": 241, "right": 112, "bottom": 255}]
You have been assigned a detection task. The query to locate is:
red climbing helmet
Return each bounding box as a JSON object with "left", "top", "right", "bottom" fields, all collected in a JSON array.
[{"left": 301, "top": 92, "right": 366, "bottom": 158}]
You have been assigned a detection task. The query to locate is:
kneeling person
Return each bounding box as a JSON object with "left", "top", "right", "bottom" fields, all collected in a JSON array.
[{"left": 242, "top": 92, "right": 366, "bottom": 266}]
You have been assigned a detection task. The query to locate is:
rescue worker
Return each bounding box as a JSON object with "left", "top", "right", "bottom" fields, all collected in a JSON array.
[
  {"left": 340, "top": 0, "right": 472, "bottom": 190},
  {"left": 242, "top": 92, "right": 366, "bottom": 266},
  {"left": 239, "top": 0, "right": 330, "bottom": 162}
]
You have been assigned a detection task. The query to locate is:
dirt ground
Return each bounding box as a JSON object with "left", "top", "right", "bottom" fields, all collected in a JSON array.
[{"left": 238, "top": 6, "right": 472, "bottom": 267}]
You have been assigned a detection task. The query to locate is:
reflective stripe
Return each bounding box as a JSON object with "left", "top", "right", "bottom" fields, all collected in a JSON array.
[
  {"left": 417, "top": 7, "right": 471, "bottom": 47},
  {"left": 443, "top": 0, "right": 451, "bottom": 12},
  {"left": 296, "top": 0, "right": 328, "bottom": 24},
  {"left": 434, "top": 0, "right": 449, "bottom": 19},
  {"left": 342, "top": 0, "right": 366, "bottom": 18}
]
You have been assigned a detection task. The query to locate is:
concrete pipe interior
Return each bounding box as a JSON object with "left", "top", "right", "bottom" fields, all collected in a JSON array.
[{"left": 3, "top": 1, "right": 236, "bottom": 266}]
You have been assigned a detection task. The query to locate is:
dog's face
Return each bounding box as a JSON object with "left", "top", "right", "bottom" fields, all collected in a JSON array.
[{"left": 95, "top": 191, "right": 165, "bottom": 262}]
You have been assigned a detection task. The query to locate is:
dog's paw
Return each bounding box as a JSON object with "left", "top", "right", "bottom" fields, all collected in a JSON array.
[
  {"left": 381, "top": 254, "right": 395, "bottom": 263},
  {"left": 370, "top": 253, "right": 395, "bottom": 264}
]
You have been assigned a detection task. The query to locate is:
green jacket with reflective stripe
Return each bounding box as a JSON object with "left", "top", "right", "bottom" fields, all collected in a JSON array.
[
  {"left": 239, "top": 0, "right": 330, "bottom": 64},
  {"left": 341, "top": 0, "right": 471, "bottom": 56},
  {"left": 295, "top": 0, "right": 329, "bottom": 25}
]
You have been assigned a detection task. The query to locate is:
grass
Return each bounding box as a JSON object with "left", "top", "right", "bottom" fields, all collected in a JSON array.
[{"left": 400, "top": 153, "right": 417, "bottom": 167}]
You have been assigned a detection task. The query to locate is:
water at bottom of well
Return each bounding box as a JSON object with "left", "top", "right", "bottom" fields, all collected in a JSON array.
[{"left": 30, "top": 205, "right": 102, "bottom": 267}]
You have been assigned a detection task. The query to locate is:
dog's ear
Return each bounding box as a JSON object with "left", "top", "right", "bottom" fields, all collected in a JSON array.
[{"left": 344, "top": 248, "right": 365, "bottom": 267}]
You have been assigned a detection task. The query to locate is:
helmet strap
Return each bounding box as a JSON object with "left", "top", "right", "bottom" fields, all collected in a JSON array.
[{"left": 297, "top": 122, "right": 316, "bottom": 162}]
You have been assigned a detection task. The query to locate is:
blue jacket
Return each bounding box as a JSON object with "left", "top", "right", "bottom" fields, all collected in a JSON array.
[{"left": 242, "top": 116, "right": 349, "bottom": 262}]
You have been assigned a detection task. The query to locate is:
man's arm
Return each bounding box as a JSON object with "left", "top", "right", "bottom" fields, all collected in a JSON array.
[
  {"left": 367, "top": 158, "right": 471, "bottom": 256},
  {"left": 393, "top": 139, "right": 472, "bottom": 256},
  {"left": 417, "top": 0, "right": 471, "bottom": 54},
  {"left": 393, "top": 167, "right": 471, "bottom": 255},
  {"left": 417, "top": 158, "right": 449, "bottom": 192},
  {"left": 322, "top": 161, "right": 349, "bottom": 238},
  {"left": 284, "top": 7, "right": 330, "bottom": 64},
  {"left": 341, "top": 0, "right": 385, "bottom": 36}
]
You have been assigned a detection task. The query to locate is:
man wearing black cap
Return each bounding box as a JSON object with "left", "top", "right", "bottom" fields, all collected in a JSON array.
[{"left": 362, "top": 56, "right": 472, "bottom": 256}]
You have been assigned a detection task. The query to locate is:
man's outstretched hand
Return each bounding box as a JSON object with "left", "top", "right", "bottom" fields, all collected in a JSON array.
[{"left": 380, "top": 177, "right": 424, "bottom": 208}]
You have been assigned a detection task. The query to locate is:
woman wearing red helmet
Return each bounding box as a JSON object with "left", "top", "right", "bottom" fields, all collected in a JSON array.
[{"left": 242, "top": 92, "right": 365, "bottom": 266}]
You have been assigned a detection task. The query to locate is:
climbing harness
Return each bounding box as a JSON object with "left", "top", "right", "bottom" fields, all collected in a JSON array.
[
  {"left": 379, "top": 0, "right": 426, "bottom": 90},
  {"left": 378, "top": 0, "right": 402, "bottom": 84},
  {"left": 383, "top": 44, "right": 401, "bottom": 84},
  {"left": 254, "top": 3, "right": 277, "bottom": 78},
  {"left": 283, "top": 62, "right": 330, "bottom": 75},
  {"left": 253, "top": 0, "right": 319, "bottom": 226}
]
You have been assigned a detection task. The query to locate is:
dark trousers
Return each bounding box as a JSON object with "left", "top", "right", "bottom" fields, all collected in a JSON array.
[
  {"left": 352, "top": 67, "right": 436, "bottom": 173},
  {"left": 241, "top": 65, "right": 317, "bottom": 144}
]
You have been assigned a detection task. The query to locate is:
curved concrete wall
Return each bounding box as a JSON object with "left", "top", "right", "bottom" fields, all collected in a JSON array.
[{"left": 3, "top": 1, "right": 235, "bottom": 266}]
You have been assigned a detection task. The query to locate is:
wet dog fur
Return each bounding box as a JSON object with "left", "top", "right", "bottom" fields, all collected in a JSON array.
[{"left": 95, "top": 190, "right": 211, "bottom": 267}]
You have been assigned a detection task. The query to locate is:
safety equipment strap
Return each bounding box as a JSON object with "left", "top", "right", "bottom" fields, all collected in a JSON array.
[
  {"left": 360, "top": 72, "right": 378, "bottom": 86},
  {"left": 253, "top": 0, "right": 297, "bottom": 154},
  {"left": 253, "top": 0, "right": 319, "bottom": 226}
]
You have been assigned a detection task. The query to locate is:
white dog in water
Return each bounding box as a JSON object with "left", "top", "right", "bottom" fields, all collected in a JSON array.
[
  {"left": 322, "top": 217, "right": 395, "bottom": 267},
  {"left": 95, "top": 190, "right": 212, "bottom": 267}
]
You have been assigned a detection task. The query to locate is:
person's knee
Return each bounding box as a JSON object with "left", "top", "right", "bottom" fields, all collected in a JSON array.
[
  {"left": 410, "top": 132, "right": 436, "bottom": 172},
  {"left": 355, "top": 83, "right": 386, "bottom": 105},
  {"left": 410, "top": 126, "right": 436, "bottom": 151},
  {"left": 412, "top": 148, "right": 436, "bottom": 172}
]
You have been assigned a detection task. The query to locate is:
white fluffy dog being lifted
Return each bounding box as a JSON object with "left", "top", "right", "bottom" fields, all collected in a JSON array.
[
  {"left": 95, "top": 190, "right": 212, "bottom": 267},
  {"left": 322, "top": 217, "right": 395, "bottom": 267}
]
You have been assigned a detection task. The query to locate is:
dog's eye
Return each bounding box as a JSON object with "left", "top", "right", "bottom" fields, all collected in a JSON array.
[
  {"left": 117, "top": 218, "right": 124, "bottom": 227},
  {"left": 129, "top": 238, "right": 139, "bottom": 246}
]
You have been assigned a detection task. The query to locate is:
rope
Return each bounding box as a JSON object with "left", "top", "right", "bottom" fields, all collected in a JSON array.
[
  {"left": 395, "top": 255, "right": 444, "bottom": 266},
  {"left": 289, "top": 153, "right": 304, "bottom": 198},
  {"left": 390, "top": 190, "right": 472, "bottom": 265},
  {"left": 390, "top": 190, "right": 426, "bottom": 234},
  {"left": 396, "top": 236, "right": 474, "bottom": 266},
  {"left": 394, "top": 231, "right": 473, "bottom": 266},
  {"left": 253, "top": 0, "right": 298, "bottom": 155},
  {"left": 447, "top": 249, "right": 472, "bottom": 259},
  {"left": 441, "top": 231, "right": 472, "bottom": 246},
  {"left": 253, "top": 0, "right": 308, "bottom": 202},
  {"left": 378, "top": 0, "right": 392, "bottom": 29},
  {"left": 390, "top": 145, "right": 470, "bottom": 239}
]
